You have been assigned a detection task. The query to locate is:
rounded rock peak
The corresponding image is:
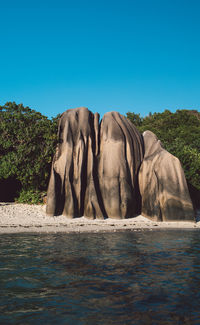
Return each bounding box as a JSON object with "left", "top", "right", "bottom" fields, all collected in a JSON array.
[{"left": 143, "top": 130, "right": 163, "bottom": 158}]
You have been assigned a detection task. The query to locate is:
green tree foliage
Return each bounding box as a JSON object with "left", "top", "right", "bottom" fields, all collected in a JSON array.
[
  {"left": 0, "top": 102, "right": 58, "bottom": 202},
  {"left": 126, "top": 112, "right": 142, "bottom": 127},
  {"left": 127, "top": 109, "right": 200, "bottom": 191}
]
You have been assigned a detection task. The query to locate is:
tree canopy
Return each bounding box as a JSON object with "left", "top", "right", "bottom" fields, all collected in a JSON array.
[{"left": 0, "top": 102, "right": 58, "bottom": 202}]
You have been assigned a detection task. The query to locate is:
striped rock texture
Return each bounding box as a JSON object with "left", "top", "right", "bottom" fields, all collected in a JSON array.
[
  {"left": 46, "top": 108, "right": 194, "bottom": 221},
  {"left": 46, "top": 107, "right": 143, "bottom": 218}
]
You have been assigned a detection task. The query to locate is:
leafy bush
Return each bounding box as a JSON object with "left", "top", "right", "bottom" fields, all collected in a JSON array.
[{"left": 16, "top": 189, "right": 46, "bottom": 204}]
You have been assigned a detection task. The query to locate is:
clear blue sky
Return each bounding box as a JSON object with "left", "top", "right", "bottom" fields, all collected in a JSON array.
[{"left": 0, "top": 0, "right": 200, "bottom": 118}]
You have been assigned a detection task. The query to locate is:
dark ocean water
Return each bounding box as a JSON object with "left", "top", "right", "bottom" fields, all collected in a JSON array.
[{"left": 0, "top": 230, "right": 200, "bottom": 325}]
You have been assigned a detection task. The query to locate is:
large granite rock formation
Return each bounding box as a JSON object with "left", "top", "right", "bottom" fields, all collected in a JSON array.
[
  {"left": 138, "top": 131, "right": 194, "bottom": 221},
  {"left": 47, "top": 107, "right": 194, "bottom": 221},
  {"left": 46, "top": 107, "right": 103, "bottom": 218},
  {"left": 98, "top": 112, "right": 144, "bottom": 218},
  {"left": 46, "top": 107, "right": 144, "bottom": 218}
]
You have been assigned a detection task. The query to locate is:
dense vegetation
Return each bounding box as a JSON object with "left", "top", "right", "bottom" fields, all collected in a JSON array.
[
  {"left": 0, "top": 102, "right": 58, "bottom": 203},
  {"left": 0, "top": 102, "right": 199, "bottom": 206}
]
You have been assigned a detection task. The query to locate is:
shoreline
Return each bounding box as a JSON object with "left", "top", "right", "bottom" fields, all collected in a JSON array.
[{"left": 0, "top": 203, "right": 199, "bottom": 234}]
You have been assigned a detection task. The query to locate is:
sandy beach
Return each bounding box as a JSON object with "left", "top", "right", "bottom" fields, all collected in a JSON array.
[{"left": 0, "top": 202, "right": 199, "bottom": 233}]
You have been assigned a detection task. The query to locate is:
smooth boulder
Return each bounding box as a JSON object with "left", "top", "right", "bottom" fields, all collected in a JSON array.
[
  {"left": 138, "top": 131, "right": 195, "bottom": 221},
  {"left": 98, "top": 112, "right": 144, "bottom": 219}
]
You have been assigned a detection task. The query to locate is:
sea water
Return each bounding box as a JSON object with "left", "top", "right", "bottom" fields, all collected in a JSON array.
[{"left": 0, "top": 230, "right": 200, "bottom": 324}]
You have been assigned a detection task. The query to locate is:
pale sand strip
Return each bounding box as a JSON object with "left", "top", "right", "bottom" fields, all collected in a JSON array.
[{"left": 0, "top": 203, "right": 199, "bottom": 234}]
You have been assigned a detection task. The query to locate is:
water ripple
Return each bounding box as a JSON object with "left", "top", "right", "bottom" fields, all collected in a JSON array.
[{"left": 0, "top": 230, "right": 200, "bottom": 324}]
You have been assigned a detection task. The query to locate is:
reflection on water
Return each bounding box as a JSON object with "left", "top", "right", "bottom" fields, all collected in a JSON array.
[{"left": 0, "top": 230, "right": 200, "bottom": 324}]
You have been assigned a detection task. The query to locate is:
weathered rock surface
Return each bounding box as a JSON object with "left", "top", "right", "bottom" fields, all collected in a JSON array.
[
  {"left": 46, "top": 107, "right": 103, "bottom": 218},
  {"left": 138, "top": 131, "right": 195, "bottom": 221},
  {"left": 98, "top": 112, "right": 144, "bottom": 218},
  {"left": 46, "top": 108, "right": 144, "bottom": 218},
  {"left": 47, "top": 108, "right": 194, "bottom": 221}
]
